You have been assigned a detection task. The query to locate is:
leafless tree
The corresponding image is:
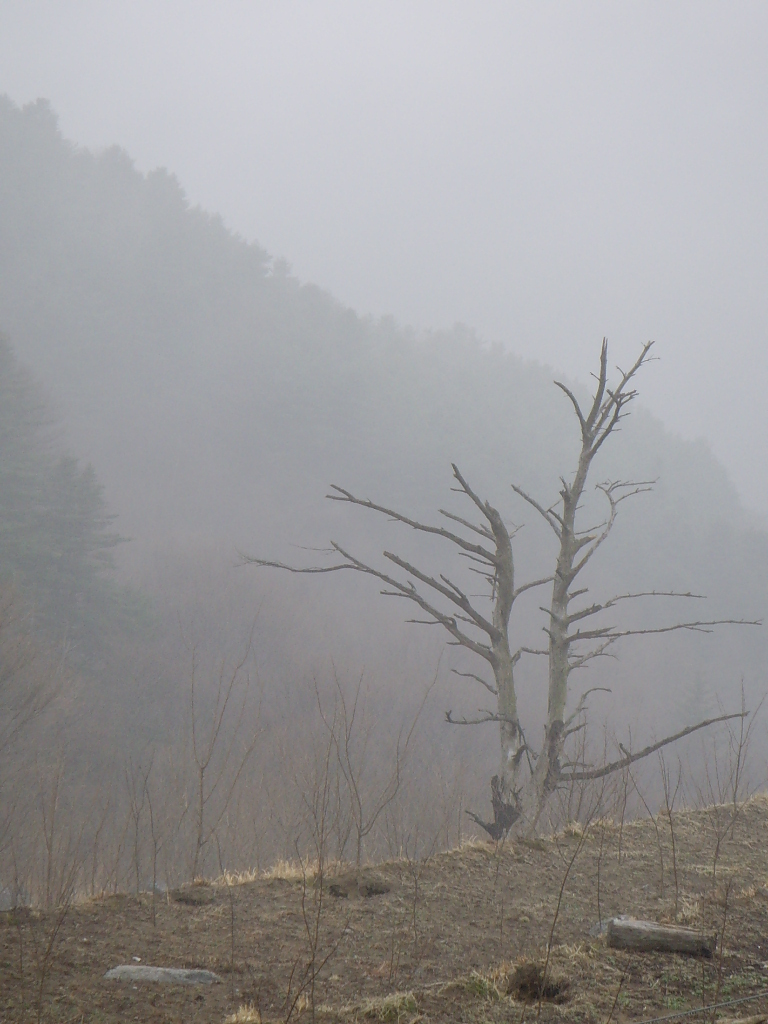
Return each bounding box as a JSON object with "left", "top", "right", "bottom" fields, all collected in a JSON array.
[
  {"left": 125, "top": 753, "right": 153, "bottom": 895},
  {"left": 285, "top": 718, "right": 348, "bottom": 1024},
  {"left": 659, "top": 751, "right": 682, "bottom": 917},
  {"left": 0, "top": 587, "right": 62, "bottom": 763},
  {"left": 246, "top": 340, "right": 758, "bottom": 836},
  {"left": 315, "top": 668, "right": 435, "bottom": 872},
  {"left": 35, "top": 757, "right": 83, "bottom": 910},
  {"left": 186, "top": 624, "right": 261, "bottom": 880},
  {"left": 691, "top": 690, "right": 762, "bottom": 886}
]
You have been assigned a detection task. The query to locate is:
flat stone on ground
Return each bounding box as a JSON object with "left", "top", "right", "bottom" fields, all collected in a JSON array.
[{"left": 104, "top": 965, "right": 221, "bottom": 984}]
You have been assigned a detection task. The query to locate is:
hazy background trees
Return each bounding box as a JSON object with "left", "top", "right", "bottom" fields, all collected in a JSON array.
[{"left": 0, "top": 95, "right": 765, "bottom": 894}]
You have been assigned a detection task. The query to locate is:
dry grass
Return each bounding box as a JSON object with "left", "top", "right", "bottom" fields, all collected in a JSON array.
[
  {"left": 562, "top": 820, "right": 585, "bottom": 837},
  {"left": 260, "top": 857, "right": 314, "bottom": 882},
  {"left": 213, "top": 867, "right": 263, "bottom": 887},
  {"left": 675, "top": 896, "right": 702, "bottom": 924},
  {"left": 447, "top": 970, "right": 502, "bottom": 1001},
  {"left": 254, "top": 856, "right": 350, "bottom": 883},
  {"left": 357, "top": 991, "right": 418, "bottom": 1021},
  {"left": 225, "top": 1004, "right": 262, "bottom": 1023}
]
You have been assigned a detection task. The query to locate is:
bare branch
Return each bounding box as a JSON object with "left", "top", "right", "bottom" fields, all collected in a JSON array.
[
  {"left": 439, "top": 507, "right": 495, "bottom": 541},
  {"left": 590, "top": 342, "right": 654, "bottom": 453},
  {"left": 446, "top": 709, "right": 518, "bottom": 726},
  {"left": 450, "top": 463, "right": 494, "bottom": 523},
  {"left": 510, "top": 483, "right": 563, "bottom": 536},
  {"left": 464, "top": 566, "right": 496, "bottom": 582},
  {"left": 567, "top": 618, "right": 761, "bottom": 644},
  {"left": 452, "top": 668, "right": 498, "bottom": 696},
  {"left": 457, "top": 550, "right": 497, "bottom": 568},
  {"left": 571, "top": 480, "right": 651, "bottom": 577},
  {"left": 554, "top": 380, "right": 587, "bottom": 437},
  {"left": 240, "top": 554, "right": 356, "bottom": 574},
  {"left": 568, "top": 640, "right": 617, "bottom": 670},
  {"left": 561, "top": 712, "right": 748, "bottom": 782},
  {"left": 384, "top": 551, "right": 499, "bottom": 639},
  {"left": 584, "top": 337, "right": 609, "bottom": 432},
  {"left": 327, "top": 483, "right": 498, "bottom": 563},
  {"left": 513, "top": 645, "right": 548, "bottom": 659},
  {"left": 341, "top": 543, "right": 497, "bottom": 660},
  {"left": 566, "top": 589, "right": 706, "bottom": 626},
  {"left": 561, "top": 722, "right": 588, "bottom": 742},
  {"left": 563, "top": 687, "right": 612, "bottom": 728},
  {"left": 513, "top": 576, "right": 554, "bottom": 599}
]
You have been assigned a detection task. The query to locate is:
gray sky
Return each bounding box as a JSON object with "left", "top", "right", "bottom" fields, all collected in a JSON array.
[{"left": 1, "top": 1, "right": 767, "bottom": 511}]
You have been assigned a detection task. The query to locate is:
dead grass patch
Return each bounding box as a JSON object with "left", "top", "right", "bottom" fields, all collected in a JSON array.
[
  {"left": 225, "top": 1004, "right": 262, "bottom": 1023},
  {"left": 357, "top": 991, "right": 418, "bottom": 1021},
  {"left": 443, "top": 970, "right": 502, "bottom": 1001},
  {"left": 260, "top": 857, "right": 315, "bottom": 881},
  {"left": 675, "top": 896, "right": 702, "bottom": 924}
]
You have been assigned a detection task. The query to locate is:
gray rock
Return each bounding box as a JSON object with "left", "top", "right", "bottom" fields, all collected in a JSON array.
[
  {"left": 0, "top": 885, "right": 31, "bottom": 911},
  {"left": 141, "top": 882, "right": 168, "bottom": 895},
  {"left": 104, "top": 965, "right": 221, "bottom": 984}
]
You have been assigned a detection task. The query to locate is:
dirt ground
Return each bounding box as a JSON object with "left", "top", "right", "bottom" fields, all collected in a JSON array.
[{"left": 4, "top": 797, "right": 768, "bottom": 1024}]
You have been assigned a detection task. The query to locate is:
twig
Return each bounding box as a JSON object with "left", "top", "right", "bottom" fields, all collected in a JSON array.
[
  {"left": 215, "top": 833, "right": 236, "bottom": 1002},
  {"left": 605, "top": 964, "right": 629, "bottom": 1024},
  {"left": 712, "top": 881, "right": 732, "bottom": 1024},
  {"left": 536, "top": 814, "right": 595, "bottom": 1020}
]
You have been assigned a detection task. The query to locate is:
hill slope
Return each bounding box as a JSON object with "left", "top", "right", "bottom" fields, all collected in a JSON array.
[
  {"left": 0, "top": 93, "right": 765, "bottom": 747},
  {"left": 3, "top": 797, "right": 768, "bottom": 1023}
]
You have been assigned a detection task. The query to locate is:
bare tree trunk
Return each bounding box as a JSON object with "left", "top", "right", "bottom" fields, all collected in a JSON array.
[
  {"left": 525, "top": 443, "right": 591, "bottom": 825},
  {"left": 488, "top": 503, "right": 524, "bottom": 814}
]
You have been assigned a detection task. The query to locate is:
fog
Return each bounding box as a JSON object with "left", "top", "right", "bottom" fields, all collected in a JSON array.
[
  {"left": 0, "top": 4, "right": 766, "bottom": 898},
  {"left": 1, "top": 2, "right": 766, "bottom": 509}
]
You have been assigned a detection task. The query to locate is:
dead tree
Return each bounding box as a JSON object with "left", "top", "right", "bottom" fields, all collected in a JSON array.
[{"left": 245, "top": 340, "right": 758, "bottom": 836}]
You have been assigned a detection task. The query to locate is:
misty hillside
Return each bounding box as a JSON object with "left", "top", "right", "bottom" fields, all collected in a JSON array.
[
  {"left": 0, "top": 327, "right": 157, "bottom": 664},
  {"left": 0, "top": 94, "right": 765, "bottom": 743}
]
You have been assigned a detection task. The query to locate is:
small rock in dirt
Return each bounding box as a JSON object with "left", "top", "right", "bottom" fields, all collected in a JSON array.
[{"left": 104, "top": 965, "right": 221, "bottom": 985}]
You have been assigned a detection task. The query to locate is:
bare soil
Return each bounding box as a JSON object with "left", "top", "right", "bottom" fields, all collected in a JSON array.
[{"left": 4, "top": 798, "right": 768, "bottom": 1024}]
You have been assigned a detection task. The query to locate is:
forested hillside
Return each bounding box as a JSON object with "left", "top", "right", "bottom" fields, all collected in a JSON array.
[
  {"left": 0, "top": 96, "right": 766, "bottom": 881},
  {"left": 0, "top": 337, "right": 125, "bottom": 650},
  {"left": 0, "top": 332, "right": 170, "bottom": 786}
]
